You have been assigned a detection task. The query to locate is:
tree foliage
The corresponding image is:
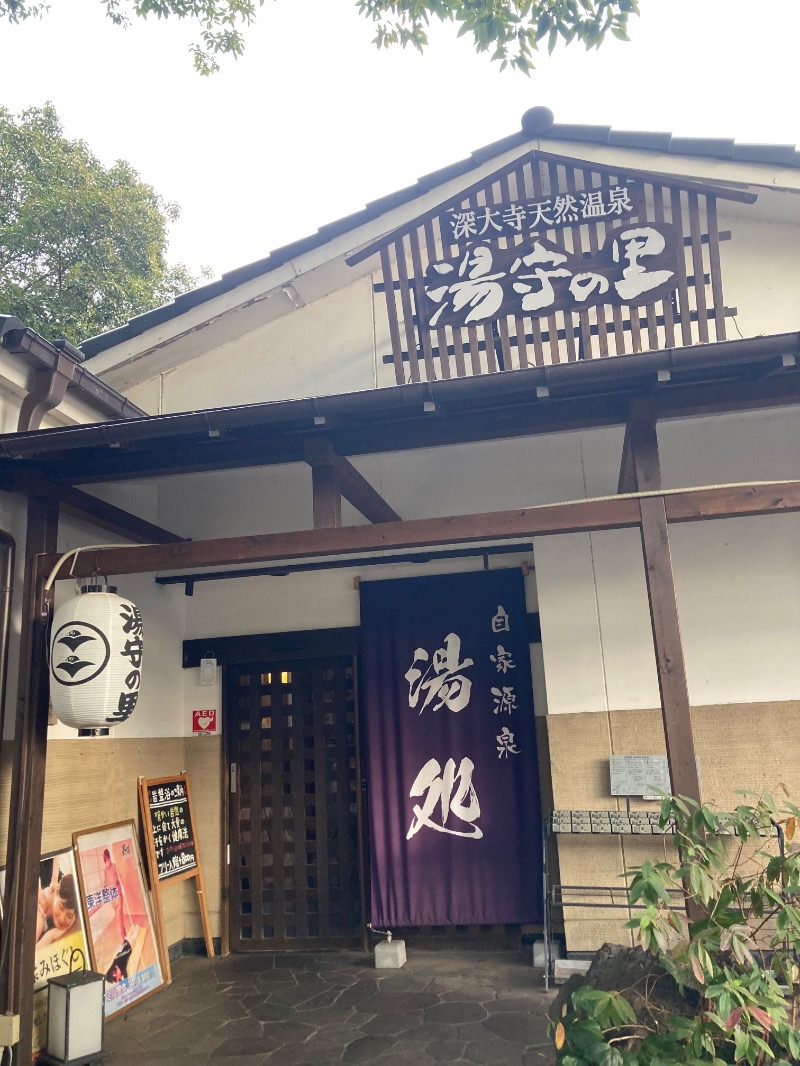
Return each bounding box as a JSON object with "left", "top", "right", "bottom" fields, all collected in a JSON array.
[
  {"left": 0, "top": 0, "right": 638, "bottom": 75},
  {"left": 0, "top": 105, "right": 199, "bottom": 346},
  {"left": 359, "top": 0, "right": 639, "bottom": 74}
]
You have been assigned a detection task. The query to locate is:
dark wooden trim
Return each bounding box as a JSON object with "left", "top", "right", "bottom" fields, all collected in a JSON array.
[
  {"left": 4, "top": 471, "right": 186, "bottom": 543},
  {"left": 0, "top": 496, "right": 58, "bottom": 1060},
  {"left": 183, "top": 627, "right": 362, "bottom": 667},
  {"left": 43, "top": 480, "right": 800, "bottom": 581},
  {"left": 184, "top": 613, "right": 541, "bottom": 669},
  {"left": 304, "top": 438, "right": 401, "bottom": 524}
]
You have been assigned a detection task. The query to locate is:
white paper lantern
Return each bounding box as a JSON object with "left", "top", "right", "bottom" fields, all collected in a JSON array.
[{"left": 49, "top": 583, "right": 143, "bottom": 730}]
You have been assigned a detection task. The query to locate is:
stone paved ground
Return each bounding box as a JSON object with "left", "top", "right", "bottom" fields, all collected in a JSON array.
[{"left": 103, "top": 949, "right": 556, "bottom": 1065}]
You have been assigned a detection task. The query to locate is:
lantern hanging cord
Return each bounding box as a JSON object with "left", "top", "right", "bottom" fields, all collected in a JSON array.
[{"left": 42, "top": 543, "right": 157, "bottom": 595}]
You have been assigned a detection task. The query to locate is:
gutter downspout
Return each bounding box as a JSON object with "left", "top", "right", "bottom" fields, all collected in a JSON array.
[{"left": 0, "top": 317, "right": 147, "bottom": 426}]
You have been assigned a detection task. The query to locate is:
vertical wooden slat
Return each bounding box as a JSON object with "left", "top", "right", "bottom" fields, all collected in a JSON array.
[
  {"left": 394, "top": 237, "right": 423, "bottom": 381},
  {"left": 292, "top": 674, "right": 308, "bottom": 939},
  {"left": 566, "top": 166, "right": 594, "bottom": 360},
  {"left": 641, "top": 184, "right": 660, "bottom": 351},
  {"left": 513, "top": 162, "right": 542, "bottom": 367},
  {"left": 466, "top": 191, "right": 499, "bottom": 373},
  {"left": 670, "top": 189, "right": 694, "bottom": 346},
  {"left": 531, "top": 160, "right": 561, "bottom": 365},
  {"left": 408, "top": 226, "right": 440, "bottom": 381},
  {"left": 507, "top": 165, "right": 530, "bottom": 369},
  {"left": 270, "top": 670, "right": 285, "bottom": 941},
  {"left": 380, "top": 247, "right": 407, "bottom": 385},
  {"left": 581, "top": 169, "right": 609, "bottom": 358},
  {"left": 249, "top": 674, "right": 264, "bottom": 939},
  {"left": 653, "top": 186, "right": 676, "bottom": 348},
  {"left": 623, "top": 172, "right": 643, "bottom": 355},
  {"left": 335, "top": 661, "right": 353, "bottom": 936},
  {"left": 687, "top": 192, "right": 709, "bottom": 343},
  {"left": 493, "top": 174, "right": 515, "bottom": 370},
  {"left": 705, "top": 195, "right": 727, "bottom": 341},
  {"left": 545, "top": 161, "right": 577, "bottom": 362},
  {"left": 424, "top": 219, "right": 464, "bottom": 376},
  {"left": 312, "top": 669, "right": 330, "bottom": 937}
]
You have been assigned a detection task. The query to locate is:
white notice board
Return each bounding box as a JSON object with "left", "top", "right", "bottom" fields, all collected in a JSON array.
[{"left": 609, "top": 755, "right": 671, "bottom": 797}]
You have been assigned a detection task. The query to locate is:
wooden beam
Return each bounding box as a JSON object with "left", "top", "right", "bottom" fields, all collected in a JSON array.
[
  {"left": 311, "top": 464, "right": 342, "bottom": 529},
  {"left": 40, "top": 480, "right": 800, "bottom": 581},
  {"left": 626, "top": 400, "right": 701, "bottom": 804},
  {"left": 7, "top": 471, "right": 186, "bottom": 544},
  {"left": 0, "top": 497, "right": 58, "bottom": 1061},
  {"left": 304, "top": 438, "right": 401, "bottom": 523}
]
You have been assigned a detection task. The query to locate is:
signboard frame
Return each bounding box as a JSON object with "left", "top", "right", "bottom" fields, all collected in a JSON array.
[
  {"left": 138, "top": 772, "right": 214, "bottom": 971},
  {"left": 0, "top": 847, "right": 91, "bottom": 1053},
  {"left": 72, "top": 819, "right": 166, "bottom": 1019}
]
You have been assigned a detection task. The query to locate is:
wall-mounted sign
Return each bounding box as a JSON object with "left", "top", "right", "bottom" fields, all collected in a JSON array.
[
  {"left": 609, "top": 755, "right": 671, "bottom": 797},
  {"left": 192, "top": 708, "right": 217, "bottom": 734},
  {"left": 423, "top": 222, "right": 679, "bottom": 331},
  {"left": 438, "top": 182, "right": 643, "bottom": 244}
]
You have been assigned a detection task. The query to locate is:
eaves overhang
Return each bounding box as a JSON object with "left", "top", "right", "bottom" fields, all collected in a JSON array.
[{"left": 0, "top": 333, "right": 797, "bottom": 488}]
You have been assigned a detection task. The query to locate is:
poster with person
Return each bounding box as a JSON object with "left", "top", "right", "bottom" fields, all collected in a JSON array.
[
  {"left": 0, "top": 847, "right": 90, "bottom": 1053},
  {"left": 73, "top": 820, "right": 165, "bottom": 1017}
]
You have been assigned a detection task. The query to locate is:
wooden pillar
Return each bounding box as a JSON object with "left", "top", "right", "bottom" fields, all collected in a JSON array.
[
  {"left": 310, "top": 465, "right": 342, "bottom": 529},
  {"left": 625, "top": 401, "right": 701, "bottom": 803},
  {"left": 0, "top": 495, "right": 58, "bottom": 1060}
]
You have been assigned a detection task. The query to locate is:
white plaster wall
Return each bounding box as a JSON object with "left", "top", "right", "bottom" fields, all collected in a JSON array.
[
  {"left": 716, "top": 211, "right": 800, "bottom": 341},
  {"left": 157, "top": 276, "right": 377, "bottom": 414},
  {"left": 535, "top": 406, "right": 800, "bottom": 714}
]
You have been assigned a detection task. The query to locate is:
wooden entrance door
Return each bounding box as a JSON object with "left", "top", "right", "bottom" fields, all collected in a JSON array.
[{"left": 226, "top": 655, "right": 364, "bottom": 950}]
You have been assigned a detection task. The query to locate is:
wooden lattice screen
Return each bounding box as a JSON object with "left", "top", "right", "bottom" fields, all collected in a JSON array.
[{"left": 353, "top": 152, "right": 738, "bottom": 385}]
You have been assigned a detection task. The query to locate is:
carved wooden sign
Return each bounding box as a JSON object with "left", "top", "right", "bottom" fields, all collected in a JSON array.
[
  {"left": 438, "top": 182, "right": 644, "bottom": 244},
  {"left": 421, "top": 222, "right": 680, "bottom": 331}
]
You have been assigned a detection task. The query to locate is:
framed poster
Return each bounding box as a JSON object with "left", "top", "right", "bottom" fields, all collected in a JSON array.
[
  {"left": 72, "top": 820, "right": 165, "bottom": 1018},
  {"left": 0, "top": 847, "right": 90, "bottom": 1053}
]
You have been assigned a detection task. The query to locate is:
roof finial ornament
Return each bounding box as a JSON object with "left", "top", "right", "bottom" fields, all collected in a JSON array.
[{"left": 521, "top": 106, "right": 555, "bottom": 136}]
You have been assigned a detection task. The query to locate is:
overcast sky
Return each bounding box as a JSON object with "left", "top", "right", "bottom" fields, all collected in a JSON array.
[{"left": 1, "top": 0, "right": 797, "bottom": 279}]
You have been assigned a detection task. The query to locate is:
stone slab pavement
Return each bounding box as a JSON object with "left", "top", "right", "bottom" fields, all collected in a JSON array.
[{"left": 103, "top": 949, "right": 557, "bottom": 1065}]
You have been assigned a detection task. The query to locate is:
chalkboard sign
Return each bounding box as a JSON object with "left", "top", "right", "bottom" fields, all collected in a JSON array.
[
  {"left": 138, "top": 772, "right": 214, "bottom": 969},
  {"left": 143, "top": 777, "right": 198, "bottom": 881}
]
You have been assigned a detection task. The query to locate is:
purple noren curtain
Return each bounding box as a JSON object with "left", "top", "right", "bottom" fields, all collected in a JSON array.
[{"left": 360, "top": 569, "right": 543, "bottom": 928}]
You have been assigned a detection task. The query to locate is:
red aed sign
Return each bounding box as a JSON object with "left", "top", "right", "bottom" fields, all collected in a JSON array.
[{"left": 192, "top": 708, "right": 217, "bottom": 734}]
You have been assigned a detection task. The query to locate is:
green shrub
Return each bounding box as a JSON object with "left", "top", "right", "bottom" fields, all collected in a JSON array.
[{"left": 553, "top": 791, "right": 800, "bottom": 1065}]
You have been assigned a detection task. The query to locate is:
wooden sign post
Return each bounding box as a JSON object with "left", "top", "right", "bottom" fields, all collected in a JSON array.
[{"left": 138, "top": 772, "right": 214, "bottom": 982}]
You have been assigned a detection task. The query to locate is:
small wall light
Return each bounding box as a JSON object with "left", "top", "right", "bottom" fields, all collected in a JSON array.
[{"left": 41, "top": 949, "right": 105, "bottom": 1066}]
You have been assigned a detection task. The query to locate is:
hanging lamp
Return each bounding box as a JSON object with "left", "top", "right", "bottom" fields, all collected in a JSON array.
[{"left": 49, "top": 580, "right": 143, "bottom": 730}]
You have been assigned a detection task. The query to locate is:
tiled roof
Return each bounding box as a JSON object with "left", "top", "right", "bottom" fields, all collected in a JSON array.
[{"left": 80, "top": 110, "right": 800, "bottom": 360}]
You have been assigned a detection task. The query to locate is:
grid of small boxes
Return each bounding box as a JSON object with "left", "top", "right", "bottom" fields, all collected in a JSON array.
[{"left": 549, "top": 810, "right": 675, "bottom": 835}]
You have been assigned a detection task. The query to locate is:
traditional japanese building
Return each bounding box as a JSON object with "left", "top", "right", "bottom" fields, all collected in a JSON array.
[{"left": 1, "top": 106, "right": 799, "bottom": 1055}]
